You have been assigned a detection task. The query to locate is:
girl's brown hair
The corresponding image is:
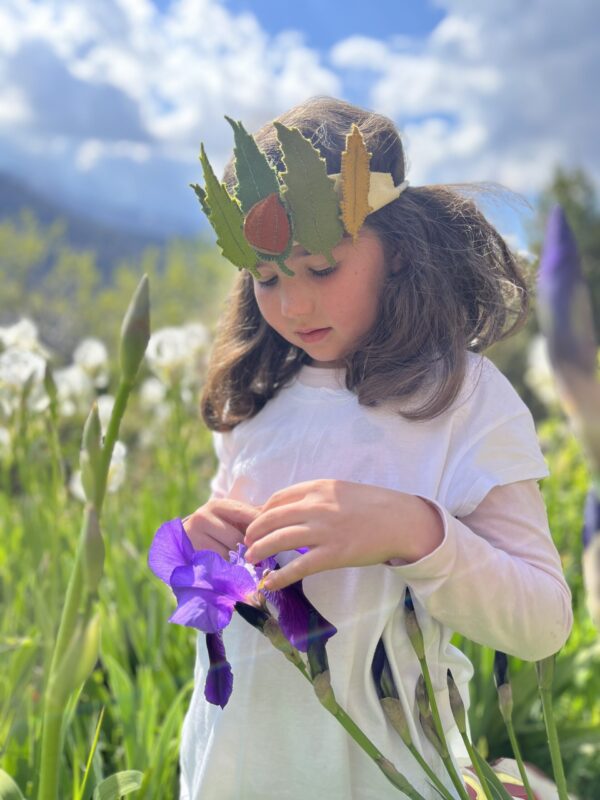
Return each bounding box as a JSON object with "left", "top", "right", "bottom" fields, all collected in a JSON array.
[{"left": 201, "top": 96, "right": 529, "bottom": 431}]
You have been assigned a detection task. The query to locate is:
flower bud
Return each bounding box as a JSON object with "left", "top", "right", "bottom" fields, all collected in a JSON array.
[
  {"left": 50, "top": 612, "right": 101, "bottom": 706},
  {"left": 415, "top": 675, "right": 447, "bottom": 758},
  {"left": 313, "top": 670, "right": 337, "bottom": 714},
  {"left": 119, "top": 274, "right": 150, "bottom": 382},
  {"left": 380, "top": 697, "right": 412, "bottom": 746},
  {"left": 80, "top": 403, "right": 102, "bottom": 503},
  {"left": 404, "top": 588, "right": 425, "bottom": 660},
  {"left": 446, "top": 670, "right": 466, "bottom": 735}
]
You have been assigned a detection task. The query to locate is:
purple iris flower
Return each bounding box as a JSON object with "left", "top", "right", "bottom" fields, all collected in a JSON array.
[
  {"left": 148, "top": 518, "right": 336, "bottom": 707},
  {"left": 537, "top": 205, "right": 597, "bottom": 374}
]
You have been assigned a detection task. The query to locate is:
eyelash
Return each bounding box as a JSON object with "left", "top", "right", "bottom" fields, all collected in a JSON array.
[{"left": 257, "top": 265, "right": 338, "bottom": 288}]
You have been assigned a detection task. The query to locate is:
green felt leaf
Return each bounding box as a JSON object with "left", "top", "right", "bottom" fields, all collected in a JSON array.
[
  {"left": 190, "top": 182, "right": 211, "bottom": 217},
  {"left": 199, "top": 145, "right": 260, "bottom": 278},
  {"left": 274, "top": 122, "right": 344, "bottom": 265},
  {"left": 225, "top": 117, "right": 281, "bottom": 214}
]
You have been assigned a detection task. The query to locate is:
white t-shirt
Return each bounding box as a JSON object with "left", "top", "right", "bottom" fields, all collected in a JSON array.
[{"left": 179, "top": 353, "right": 572, "bottom": 800}]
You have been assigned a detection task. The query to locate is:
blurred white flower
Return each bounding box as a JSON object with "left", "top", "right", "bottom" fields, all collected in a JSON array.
[
  {"left": 0, "top": 426, "right": 11, "bottom": 458},
  {"left": 73, "top": 338, "right": 110, "bottom": 389},
  {"left": 54, "top": 364, "right": 95, "bottom": 418},
  {"left": 0, "top": 348, "right": 48, "bottom": 418},
  {"left": 524, "top": 335, "right": 560, "bottom": 408},
  {"left": 96, "top": 394, "right": 115, "bottom": 433},
  {"left": 139, "top": 377, "right": 167, "bottom": 411},
  {"left": 69, "top": 440, "right": 127, "bottom": 502},
  {"left": 146, "top": 323, "right": 209, "bottom": 388},
  {"left": 0, "top": 318, "right": 51, "bottom": 358}
]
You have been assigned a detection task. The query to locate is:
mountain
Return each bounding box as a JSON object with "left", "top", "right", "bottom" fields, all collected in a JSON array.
[{"left": 0, "top": 171, "right": 167, "bottom": 274}]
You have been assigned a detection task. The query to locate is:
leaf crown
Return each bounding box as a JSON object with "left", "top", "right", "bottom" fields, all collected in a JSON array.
[{"left": 191, "top": 118, "right": 408, "bottom": 277}]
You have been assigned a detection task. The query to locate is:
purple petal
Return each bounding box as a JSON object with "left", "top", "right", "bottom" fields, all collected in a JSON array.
[
  {"left": 269, "top": 580, "right": 336, "bottom": 652},
  {"left": 148, "top": 518, "right": 195, "bottom": 585},
  {"left": 204, "top": 632, "right": 233, "bottom": 708},
  {"left": 168, "top": 553, "right": 259, "bottom": 632},
  {"left": 583, "top": 488, "right": 600, "bottom": 550},
  {"left": 169, "top": 581, "right": 237, "bottom": 631},
  {"left": 537, "top": 205, "right": 597, "bottom": 373}
]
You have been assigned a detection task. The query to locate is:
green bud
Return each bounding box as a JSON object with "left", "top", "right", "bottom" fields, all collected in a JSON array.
[
  {"left": 497, "top": 683, "right": 513, "bottom": 722},
  {"left": 404, "top": 588, "right": 425, "bottom": 660},
  {"left": 380, "top": 697, "right": 412, "bottom": 746},
  {"left": 49, "top": 612, "right": 101, "bottom": 706},
  {"left": 80, "top": 403, "right": 102, "bottom": 503},
  {"left": 446, "top": 670, "right": 466, "bottom": 735},
  {"left": 119, "top": 274, "right": 150, "bottom": 382},
  {"left": 82, "top": 506, "right": 104, "bottom": 595},
  {"left": 415, "top": 675, "right": 448, "bottom": 758},
  {"left": 312, "top": 670, "right": 338, "bottom": 714}
]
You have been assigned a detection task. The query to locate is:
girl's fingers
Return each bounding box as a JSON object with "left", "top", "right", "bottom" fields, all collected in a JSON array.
[
  {"left": 210, "top": 499, "right": 262, "bottom": 531},
  {"left": 245, "top": 525, "right": 313, "bottom": 563},
  {"left": 184, "top": 514, "right": 244, "bottom": 553},
  {"left": 263, "top": 549, "right": 324, "bottom": 591},
  {"left": 245, "top": 502, "right": 305, "bottom": 545}
]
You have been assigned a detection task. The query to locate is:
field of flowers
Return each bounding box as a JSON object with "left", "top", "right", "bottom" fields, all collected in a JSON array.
[{"left": 0, "top": 218, "right": 599, "bottom": 798}]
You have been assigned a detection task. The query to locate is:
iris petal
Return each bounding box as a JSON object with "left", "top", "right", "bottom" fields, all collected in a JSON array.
[
  {"left": 148, "top": 517, "right": 195, "bottom": 584},
  {"left": 204, "top": 632, "right": 233, "bottom": 708},
  {"left": 269, "top": 579, "right": 337, "bottom": 652}
]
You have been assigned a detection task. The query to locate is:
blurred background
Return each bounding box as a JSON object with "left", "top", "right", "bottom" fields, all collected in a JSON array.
[{"left": 1, "top": 2, "right": 600, "bottom": 797}]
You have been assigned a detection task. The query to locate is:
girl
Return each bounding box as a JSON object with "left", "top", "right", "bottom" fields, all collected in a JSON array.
[{"left": 179, "top": 96, "right": 572, "bottom": 799}]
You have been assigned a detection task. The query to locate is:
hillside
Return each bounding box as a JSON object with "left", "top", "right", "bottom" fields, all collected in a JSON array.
[{"left": 0, "top": 171, "right": 166, "bottom": 274}]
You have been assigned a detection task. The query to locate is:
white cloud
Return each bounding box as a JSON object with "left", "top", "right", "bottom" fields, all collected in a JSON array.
[
  {"left": 0, "top": 0, "right": 597, "bottom": 237},
  {"left": 334, "top": 0, "right": 599, "bottom": 193}
]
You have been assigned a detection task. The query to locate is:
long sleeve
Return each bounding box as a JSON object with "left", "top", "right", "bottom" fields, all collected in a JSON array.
[{"left": 391, "top": 479, "right": 573, "bottom": 661}]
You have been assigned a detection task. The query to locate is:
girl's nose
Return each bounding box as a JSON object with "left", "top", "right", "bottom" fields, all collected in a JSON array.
[{"left": 279, "top": 280, "right": 315, "bottom": 319}]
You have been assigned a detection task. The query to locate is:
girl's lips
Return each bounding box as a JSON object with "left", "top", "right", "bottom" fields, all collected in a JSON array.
[{"left": 296, "top": 327, "right": 331, "bottom": 343}]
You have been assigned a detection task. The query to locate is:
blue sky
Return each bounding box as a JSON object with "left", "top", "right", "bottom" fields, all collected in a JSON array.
[{"left": 0, "top": 0, "right": 598, "bottom": 250}]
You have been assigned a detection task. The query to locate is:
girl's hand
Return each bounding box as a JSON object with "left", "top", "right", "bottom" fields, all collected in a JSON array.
[
  {"left": 243, "top": 479, "right": 444, "bottom": 590},
  {"left": 183, "top": 498, "right": 261, "bottom": 561}
]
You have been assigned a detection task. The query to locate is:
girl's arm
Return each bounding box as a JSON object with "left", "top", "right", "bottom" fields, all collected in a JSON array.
[
  {"left": 244, "top": 478, "right": 572, "bottom": 661},
  {"left": 390, "top": 478, "right": 573, "bottom": 661}
]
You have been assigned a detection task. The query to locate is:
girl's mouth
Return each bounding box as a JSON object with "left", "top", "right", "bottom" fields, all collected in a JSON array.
[{"left": 296, "top": 328, "right": 332, "bottom": 343}]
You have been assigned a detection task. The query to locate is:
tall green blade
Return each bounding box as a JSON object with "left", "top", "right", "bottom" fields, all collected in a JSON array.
[
  {"left": 199, "top": 145, "right": 260, "bottom": 277},
  {"left": 226, "top": 117, "right": 281, "bottom": 213},
  {"left": 274, "top": 122, "right": 344, "bottom": 264}
]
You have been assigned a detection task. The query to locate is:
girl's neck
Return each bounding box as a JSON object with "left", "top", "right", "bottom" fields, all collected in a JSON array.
[{"left": 307, "top": 359, "right": 345, "bottom": 369}]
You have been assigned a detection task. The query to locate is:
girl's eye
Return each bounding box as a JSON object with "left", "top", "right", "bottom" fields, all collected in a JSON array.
[
  {"left": 310, "top": 264, "right": 338, "bottom": 278},
  {"left": 256, "top": 275, "right": 278, "bottom": 288}
]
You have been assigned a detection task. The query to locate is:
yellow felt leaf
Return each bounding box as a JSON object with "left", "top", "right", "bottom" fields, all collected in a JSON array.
[{"left": 340, "top": 125, "right": 372, "bottom": 240}]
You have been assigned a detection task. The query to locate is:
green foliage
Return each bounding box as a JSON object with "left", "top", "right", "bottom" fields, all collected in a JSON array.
[{"left": 0, "top": 211, "right": 234, "bottom": 359}]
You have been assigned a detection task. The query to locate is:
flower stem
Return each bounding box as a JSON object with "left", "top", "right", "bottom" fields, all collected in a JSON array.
[
  {"left": 419, "top": 658, "right": 471, "bottom": 800},
  {"left": 95, "top": 378, "right": 133, "bottom": 509},
  {"left": 538, "top": 686, "right": 569, "bottom": 799},
  {"left": 288, "top": 657, "right": 426, "bottom": 798},
  {"left": 406, "top": 744, "right": 455, "bottom": 800},
  {"left": 505, "top": 720, "right": 536, "bottom": 800},
  {"left": 458, "top": 731, "right": 494, "bottom": 800}
]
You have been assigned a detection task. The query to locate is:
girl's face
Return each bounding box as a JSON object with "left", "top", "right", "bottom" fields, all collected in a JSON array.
[{"left": 253, "top": 228, "right": 386, "bottom": 366}]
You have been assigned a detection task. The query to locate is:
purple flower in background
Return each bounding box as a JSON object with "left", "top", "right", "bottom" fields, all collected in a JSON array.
[
  {"left": 148, "top": 518, "right": 336, "bottom": 706},
  {"left": 537, "top": 205, "right": 597, "bottom": 375}
]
